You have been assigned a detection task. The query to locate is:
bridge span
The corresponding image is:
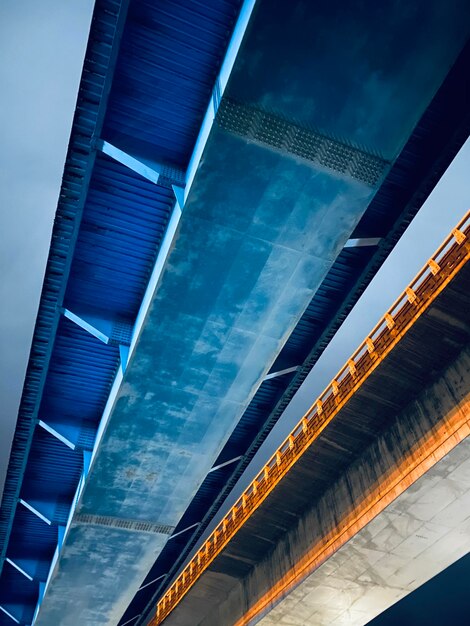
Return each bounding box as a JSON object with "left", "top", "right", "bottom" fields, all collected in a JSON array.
[
  {"left": 152, "top": 213, "right": 470, "bottom": 626},
  {"left": 1, "top": 1, "right": 470, "bottom": 625}
]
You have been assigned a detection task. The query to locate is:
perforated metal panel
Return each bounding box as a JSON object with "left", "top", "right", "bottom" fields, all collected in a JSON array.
[{"left": 217, "top": 97, "right": 388, "bottom": 185}]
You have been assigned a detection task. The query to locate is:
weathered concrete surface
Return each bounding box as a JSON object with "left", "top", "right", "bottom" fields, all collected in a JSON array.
[
  {"left": 227, "top": 0, "right": 470, "bottom": 160},
  {"left": 36, "top": 145, "right": 372, "bottom": 626},
  {"left": 43, "top": 525, "right": 169, "bottom": 625},
  {"left": 165, "top": 341, "right": 470, "bottom": 626},
  {"left": 34, "top": 1, "right": 470, "bottom": 624},
  {"left": 257, "top": 437, "right": 470, "bottom": 626},
  {"left": 83, "top": 142, "right": 371, "bottom": 525}
]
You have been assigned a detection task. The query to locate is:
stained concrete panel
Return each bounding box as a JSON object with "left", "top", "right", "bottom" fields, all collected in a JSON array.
[
  {"left": 176, "top": 343, "right": 470, "bottom": 626},
  {"left": 258, "top": 440, "right": 470, "bottom": 626},
  {"left": 228, "top": 0, "right": 470, "bottom": 158},
  {"left": 35, "top": 524, "right": 169, "bottom": 626}
]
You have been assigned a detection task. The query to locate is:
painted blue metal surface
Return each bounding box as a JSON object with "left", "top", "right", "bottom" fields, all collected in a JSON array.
[
  {"left": 39, "top": 319, "right": 119, "bottom": 429},
  {"left": 64, "top": 153, "right": 175, "bottom": 319},
  {"left": 0, "top": 508, "right": 56, "bottom": 626},
  {"left": 0, "top": 566, "right": 37, "bottom": 625},
  {"left": 103, "top": 0, "right": 243, "bottom": 167},
  {"left": 0, "top": 2, "right": 131, "bottom": 622},
  {"left": 21, "top": 428, "right": 83, "bottom": 517}
]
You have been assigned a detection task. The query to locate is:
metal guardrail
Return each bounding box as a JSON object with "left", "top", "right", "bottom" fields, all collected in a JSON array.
[{"left": 150, "top": 211, "right": 470, "bottom": 626}]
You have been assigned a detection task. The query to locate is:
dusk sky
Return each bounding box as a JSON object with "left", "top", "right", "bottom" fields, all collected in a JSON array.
[{"left": 0, "top": 2, "right": 468, "bottom": 624}]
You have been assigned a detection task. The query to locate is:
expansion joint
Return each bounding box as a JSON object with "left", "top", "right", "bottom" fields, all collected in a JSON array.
[{"left": 216, "top": 97, "right": 389, "bottom": 186}]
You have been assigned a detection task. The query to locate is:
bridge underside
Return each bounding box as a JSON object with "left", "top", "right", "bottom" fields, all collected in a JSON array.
[
  {"left": 162, "top": 245, "right": 470, "bottom": 626},
  {"left": 1, "top": 2, "right": 470, "bottom": 626}
]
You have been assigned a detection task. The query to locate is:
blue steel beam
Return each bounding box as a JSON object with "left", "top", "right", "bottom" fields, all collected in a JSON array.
[
  {"left": 344, "top": 237, "right": 382, "bottom": 248},
  {"left": 17, "top": 4, "right": 253, "bottom": 618},
  {"left": 171, "top": 185, "right": 185, "bottom": 211},
  {"left": 62, "top": 309, "right": 133, "bottom": 347},
  {"left": 17, "top": 501, "right": 69, "bottom": 529},
  {"left": 5, "top": 558, "right": 47, "bottom": 584},
  {"left": 17, "top": 502, "right": 51, "bottom": 528},
  {"left": 5, "top": 560, "right": 33, "bottom": 582},
  {"left": 61, "top": 310, "right": 109, "bottom": 345},
  {"left": 0, "top": 605, "right": 21, "bottom": 625},
  {"left": 37, "top": 419, "right": 95, "bottom": 452},
  {"left": 0, "top": 0, "right": 132, "bottom": 604},
  {"left": 166, "top": 523, "right": 201, "bottom": 543},
  {"left": 37, "top": 423, "right": 75, "bottom": 452},
  {"left": 95, "top": 139, "right": 179, "bottom": 186},
  {"left": 208, "top": 456, "right": 244, "bottom": 474},
  {"left": 62, "top": 308, "right": 133, "bottom": 372},
  {"left": 121, "top": 617, "right": 140, "bottom": 626},
  {"left": 264, "top": 365, "right": 300, "bottom": 380},
  {"left": 0, "top": 563, "right": 37, "bottom": 625}
]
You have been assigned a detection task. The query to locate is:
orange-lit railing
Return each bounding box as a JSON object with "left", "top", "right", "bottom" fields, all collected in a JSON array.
[{"left": 150, "top": 211, "right": 470, "bottom": 626}]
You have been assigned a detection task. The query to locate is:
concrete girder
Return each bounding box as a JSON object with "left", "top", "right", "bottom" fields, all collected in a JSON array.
[
  {"left": 256, "top": 441, "right": 470, "bottom": 626},
  {"left": 215, "top": 98, "right": 389, "bottom": 187}
]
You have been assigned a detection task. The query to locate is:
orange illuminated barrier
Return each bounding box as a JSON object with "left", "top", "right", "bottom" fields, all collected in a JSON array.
[{"left": 150, "top": 211, "right": 470, "bottom": 626}]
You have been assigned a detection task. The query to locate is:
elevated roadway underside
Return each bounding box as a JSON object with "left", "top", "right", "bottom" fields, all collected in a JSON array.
[
  {"left": 1, "top": 1, "right": 470, "bottom": 625},
  {"left": 158, "top": 223, "right": 470, "bottom": 626}
]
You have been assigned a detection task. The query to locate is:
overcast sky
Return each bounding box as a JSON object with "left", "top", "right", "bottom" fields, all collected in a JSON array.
[{"left": 0, "top": 1, "right": 94, "bottom": 499}]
